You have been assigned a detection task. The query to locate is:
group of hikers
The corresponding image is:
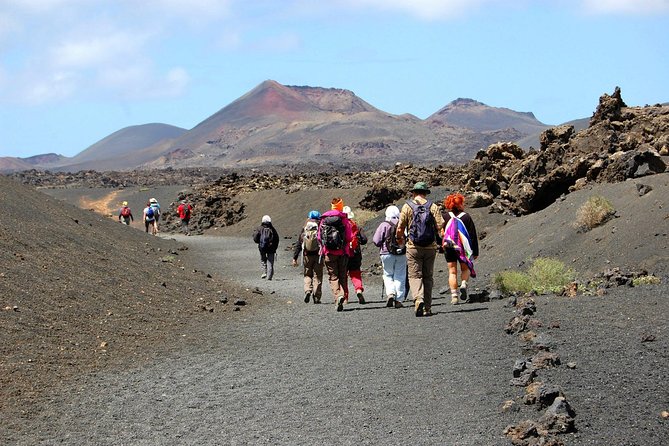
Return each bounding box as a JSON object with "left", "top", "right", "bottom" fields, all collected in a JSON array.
[
  {"left": 118, "top": 198, "right": 193, "bottom": 235},
  {"left": 253, "top": 181, "right": 479, "bottom": 316}
]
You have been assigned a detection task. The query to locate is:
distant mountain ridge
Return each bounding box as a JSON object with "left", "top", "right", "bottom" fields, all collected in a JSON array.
[
  {"left": 2, "top": 80, "right": 558, "bottom": 172},
  {"left": 427, "top": 98, "right": 549, "bottom": 135}
]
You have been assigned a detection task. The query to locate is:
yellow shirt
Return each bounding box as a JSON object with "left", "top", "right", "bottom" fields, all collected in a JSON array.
[{"left": 396, "top": 196, "right": 445, "bottom": 249}]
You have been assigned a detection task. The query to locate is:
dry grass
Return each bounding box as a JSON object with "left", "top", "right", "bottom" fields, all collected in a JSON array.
[{"left": 575, "top": 195, "right": 615, "bottom": 231}]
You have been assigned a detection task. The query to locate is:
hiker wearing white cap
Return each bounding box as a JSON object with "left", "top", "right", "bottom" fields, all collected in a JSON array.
[
  {"left": 373, "top": 205, "right": 407, "bottom": 308},
  {"left": 253, "top": 215, "right": 280, "bottom": 280},
  {"left": 149, "top": 198, "right": 161, "bottom": 233}
]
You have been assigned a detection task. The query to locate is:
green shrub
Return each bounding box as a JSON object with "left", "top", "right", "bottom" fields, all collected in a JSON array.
[
  {"left": 494, "top": 270, "right": 532, "bottom": 294},
  {"left": 494, "top": 257, "right": 575, "bottom": 294},
  {"left": 632, "top": 275, "right": 661, "bottom": 286},
  {"left": 575, "top": 195, "right": 615, "bottom": 231}
]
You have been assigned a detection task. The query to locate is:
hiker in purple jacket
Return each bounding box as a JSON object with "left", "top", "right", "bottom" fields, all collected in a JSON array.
[{"left": 373, "top": 205, "right": 407, "bottom": 308}]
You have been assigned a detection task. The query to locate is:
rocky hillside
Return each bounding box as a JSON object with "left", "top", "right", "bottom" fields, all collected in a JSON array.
[{"left": 8, "top": 88, "right": 668, "bottom": 232}]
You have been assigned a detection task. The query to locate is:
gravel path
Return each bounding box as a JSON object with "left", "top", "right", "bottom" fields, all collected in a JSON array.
[
  {"left": 11, "top": 235, "right": 522, "bottom": 445},
  {"left": 9, "top": 235, "right": 668, "bottom": 445}
]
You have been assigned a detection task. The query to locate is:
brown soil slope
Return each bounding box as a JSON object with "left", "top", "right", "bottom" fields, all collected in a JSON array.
[{"left": 0, "top": 175, "right": 256, "bottom": 416}]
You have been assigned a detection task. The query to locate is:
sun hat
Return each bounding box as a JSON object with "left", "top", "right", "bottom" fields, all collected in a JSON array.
[
  {"left": 385, "top": 205, "right": 400, "bottom": 222},
  {"left": 122, "top": 201, "right": 128, "bottom": 206},
  {"left": 411, "top": 182, "right": 431, "bottom": 194},
  {"left": 307, "top": 210, "right": 321, "bottom": 220},
  {"left": 343, "top": 205, "right": 355, "bottom": 220},
  {"left": 262, "top": 215, "right": 271, "bottom": 223},
  {"left": 149, "top": 198, "right": 157, "bottom": 203},
  {"left": 331, "top": 198, "right": 344, "bottom": 211}
]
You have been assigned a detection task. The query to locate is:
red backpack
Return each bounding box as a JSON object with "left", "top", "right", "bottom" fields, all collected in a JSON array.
[{"left": 120, "top": 206, "right": 131, "bottom": 217}]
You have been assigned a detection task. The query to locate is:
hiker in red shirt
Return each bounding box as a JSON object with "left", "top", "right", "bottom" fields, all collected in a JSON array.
[
  {"left": 177, "top": 200, "right": 193, "bottom": 235},
  {"left": 118, "top": 201, "right": 133, "bottom": 225},
  {"left": 342, "top": 206, "right": 367, "bottom": 305}
]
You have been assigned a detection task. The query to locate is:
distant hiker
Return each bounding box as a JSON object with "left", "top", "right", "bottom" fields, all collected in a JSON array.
[
  {"left": 373, "top": 205, "right": 407, "bottom": 308},
  {"left": 318, "top": 197, "right": 354, "bottom": 312},
  {"left": 253, "top": 215, "right": 280, "bottom": 280},
  {"left": 149, "top": 198, "right": 161, "bottom": 233},
  {"left": 442, "top": 193, "right": 479, "bottom": 305},
  {"left": 118, "top": 201, "right": 133, "bottom": 225},
  {"left": 342, "top": 206, "right": 367, "bottom": 304},
  {"left": 396, "top": 182, "right": 444, "bottom": 317},
  {"left": 143, "top": 202, "right": 157, "bottom": 235},
  {"left": 292, "top": 210, "right": 324, "bottom": 304},
  {"left": 177, "top": 200, "right": 193, "bottom": 235}
]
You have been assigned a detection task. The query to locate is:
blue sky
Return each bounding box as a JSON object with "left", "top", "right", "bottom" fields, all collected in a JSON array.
[{"left": 1, "top": 0, "right": 668, "bottom": 158}]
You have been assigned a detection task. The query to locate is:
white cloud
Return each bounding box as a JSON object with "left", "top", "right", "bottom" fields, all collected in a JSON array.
[
  {"left": 96, "top": 63, "right": 189, "bottom": 99},
  {"left": 22, "top": 70, "right": 78, "bottom": 104},
  {"left": 334, "top": 0, "right": 499, "bottom": 19},
  {"left": 49, "top": 30, "right": 147, "bottom": 69},
  {"left": 581, "top": 0, "right": 669, "bottom": 15},
  {"left": 3, "top": 0, "right": 89, "bottom": 13},
  {"left": 137, "top": 0, "right": 233, "bottom": 22},
  {"left": 249, "top": 32, "right": 302, "bottom": 52}
]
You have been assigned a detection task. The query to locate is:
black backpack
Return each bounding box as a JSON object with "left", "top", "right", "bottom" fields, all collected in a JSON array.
[
  {"left": 384, "top": 222, "right": 406, "bottom": 255},
  {"left": 406, "top": 199, "right": 437, "bottom": 247},
  {"left": 258, "top": 226, "right": 274, "bottom": 251},
  {"left": 320, "top": 215, "right": 345, "bottom": 250}
]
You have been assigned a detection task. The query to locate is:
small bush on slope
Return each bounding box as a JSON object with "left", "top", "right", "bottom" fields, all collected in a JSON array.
[
  {"left": 494, "top": 258, "right": 575, "bottom": 294},
  {"left": 575, "top": 195, "right": 615, "bottom": 231}
]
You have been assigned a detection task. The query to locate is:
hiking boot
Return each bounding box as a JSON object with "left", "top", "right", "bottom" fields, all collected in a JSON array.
[
  {"left": 415, "top": 300, "right": 424, "bottom": 317},
  {"left": 394, "top": 300, "right": 404, "bottom": 308},
  {"left": 386, "top": 297, "right": 395, "bottom": 308},
  {"left": 261, "top": 273, "right": 267, "bottom": 279},
  {"left": 304, "top": 291, "right": 311, "bottom": 303},
  {"left": 424, "top": 308, "right": 433, "bottom": 317},
  {"left": 459, "top": 285, "right": 468, "bottom": 303},
  {"left": 313, "top": 296, "right": 321, "bottom": 304},
  {"left": 356, "top": 290, "right": 365, "bottom": 304},
  {"left": 336, "top": 296, "right": 345, "bottom": 312},
  {"left": 451, "top": 295, "right": 459, "bottom": 305}
]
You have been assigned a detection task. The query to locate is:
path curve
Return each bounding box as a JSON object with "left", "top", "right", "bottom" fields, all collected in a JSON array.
[{"left": 14, "top": 235, "right": 518, "bottom": 445}]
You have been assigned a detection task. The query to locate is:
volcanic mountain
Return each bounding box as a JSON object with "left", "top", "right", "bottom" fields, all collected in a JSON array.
[
  {"left": 427, "top": 98, "right": 550, "bottom": 135},
  {"left": 144, "top": 80, "right": 552, "bottom": 169},
  {"left": 4, "top": 80, "right": 556, "bottom": 172}
]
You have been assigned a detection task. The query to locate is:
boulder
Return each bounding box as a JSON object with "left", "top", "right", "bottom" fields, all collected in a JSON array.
[
  {"left": 468, "top": 191, "right": 494, "bottom": 208},
  {"left": 540, "top": 125, "right": 574, "bottom": 150},
  {"left": 590, "top": 86, "right": 627, "bottom": 124}
]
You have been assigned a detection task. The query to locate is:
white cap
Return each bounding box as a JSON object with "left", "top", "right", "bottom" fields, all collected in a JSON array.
[
  {"left": 262, "top": 215, "right": 271, "bottom": 223},
  {"left": 343, "top": 206, "right": 354, "bottom": 219},
  {"left": 385, "top": 205, "right": 400, "bottom": 222}
]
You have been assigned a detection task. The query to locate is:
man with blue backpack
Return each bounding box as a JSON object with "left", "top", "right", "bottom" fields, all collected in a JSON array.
[
  {"left": 143, "top": 201, "right": 157, "bottom": 235},
  {"left": 396, "top": 182, "right": 445, "bottom": 317}
]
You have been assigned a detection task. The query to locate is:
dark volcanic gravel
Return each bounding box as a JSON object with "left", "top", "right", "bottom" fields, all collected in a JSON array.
[{"left": 4, "top": 234, "right": 667, "bottom": 445}]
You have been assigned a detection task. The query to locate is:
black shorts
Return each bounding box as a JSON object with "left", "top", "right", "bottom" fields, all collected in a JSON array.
[{"left": 444, "top": 247, "right": 460, "bottom": 263}]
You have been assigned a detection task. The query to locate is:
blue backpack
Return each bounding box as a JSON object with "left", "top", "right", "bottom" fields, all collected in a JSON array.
[
  {"left": 146, "top": 207, "right": 155, "bottom": 220},
  {"left": 406, "top": 199, "right": 437, "bottom": 247}
]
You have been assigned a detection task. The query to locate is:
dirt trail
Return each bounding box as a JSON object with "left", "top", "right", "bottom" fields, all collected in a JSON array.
[
  {"left": 5, "top": 234, "right": 667, "bottom": 445},
  {"left": 8, "top": 235, "right": 522, "bottom": 445},
  {"left": 78, "top": 190, "right": 122, "bottom": 217}
]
